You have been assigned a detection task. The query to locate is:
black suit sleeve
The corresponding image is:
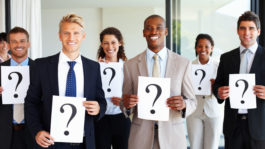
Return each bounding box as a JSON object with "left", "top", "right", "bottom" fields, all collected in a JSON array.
[
  {"left": 213, "top": 54, "right": 226, "bottom": 104},
  {"left": 94, "top": 63, "right": 106, "bottom": 120},
  {"left": 25, "top": 60, "right": 44, "bottom": 137}
]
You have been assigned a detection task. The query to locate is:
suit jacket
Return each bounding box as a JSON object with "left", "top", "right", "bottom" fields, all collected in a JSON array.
[
  {"left": 0, "top": 58, "right": 35, "bottom": 149},
  {"left": 213, "top": 45, "right": 265, "bottom": 140},
  {"left": 25, "top": 53, "right": 106, "bottom": 149},
  {"left": 191, "top": 58, "right": 221, "bottom": 118},
  {"left": 123, "top": 49, "right": 196, "bottom": 149}
]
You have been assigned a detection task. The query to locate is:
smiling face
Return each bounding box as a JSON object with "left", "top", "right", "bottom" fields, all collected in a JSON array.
[
  {"left": 195, "top": 38, "right": 213, "bottom": 63},
  {"left": 101, "top": 34, "right": 121, "bottom": 61},
  {"left": 9, "top": 33, "right": 29, "bottom": 62},
  {"left": 143, "top": 17, "right": 168, "bottom": 53},
  {"left": 0, "top": 40, "right": 9, "bottom": 54},
  {"left": 237, "top": 20, "right": 260, "bottom": 48},
  {"left": 59, "top": 22, "right": 85, "bottom": 57}
]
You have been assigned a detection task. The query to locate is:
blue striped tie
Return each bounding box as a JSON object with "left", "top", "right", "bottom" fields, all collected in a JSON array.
[{"left": 65, "top": 61, "right": 76, "bottom": 97}]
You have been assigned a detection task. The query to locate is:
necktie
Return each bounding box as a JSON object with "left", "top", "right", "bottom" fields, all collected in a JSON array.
[
  {"left": 239, "top": 49, "right": 250, "bottom": 74},
  {"left": 238, "top": 49, "right": 250, "bottom": 114},
  {"left": 13, "top": 63, "right": 24, "bottom": 123},
  {"left": 65, "top": 61, "right": 76, "bottom": 97},
  {"left": 152, "top": 54, "right": 160, "bottom": 77}
]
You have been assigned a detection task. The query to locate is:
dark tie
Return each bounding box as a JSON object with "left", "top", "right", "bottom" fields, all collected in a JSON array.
[{"left": 65, "top": 61, "right": 76, "bottom": 97}]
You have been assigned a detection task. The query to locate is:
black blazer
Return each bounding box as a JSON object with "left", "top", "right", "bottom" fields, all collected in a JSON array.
[
  {"left": 0, "top": 58, "right": 35, "bottom": 149},
  {"left": 213, "top": 45, "right": 265, "bottom": 140},
  {"left": 25, "top": 53, "right": 106, "bottom": 149}
]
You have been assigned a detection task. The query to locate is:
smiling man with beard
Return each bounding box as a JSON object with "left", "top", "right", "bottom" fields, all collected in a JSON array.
[
  {"left": 0, "top": 27, "right": 35, "bottom": 149},
  {"left": 121, "top": 15, "right": 196, "bottom": 149}
]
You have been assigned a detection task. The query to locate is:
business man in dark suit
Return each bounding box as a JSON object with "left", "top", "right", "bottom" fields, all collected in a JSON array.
[
  {"left": 213, "top": 11, "right": 265, "bottom": 149},
  {"left": 25, "top": 14, "right": 106, "bottom": 149},
  {"left": 0, "top": 27, "right": 34, "bottom": 149}
]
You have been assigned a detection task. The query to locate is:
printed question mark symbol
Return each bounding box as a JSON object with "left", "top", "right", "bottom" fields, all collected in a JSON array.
[
  {"left": 60, "top": 103, "right": 77, "bottom": 136},
  {"left": 235, "top": 79, "right": 249, "bottom": 104},
  {"left": 145, "top": 84, "right": 162, "bottom": 114},
  {"left": 8, "top": 72, "right": 23, "bottom": 98},
  {"left": 103, "top": 67, "right": 116, "bottom": 92},
  {"left": 195, "top": 69, "right": 206, "bottom": 90}
]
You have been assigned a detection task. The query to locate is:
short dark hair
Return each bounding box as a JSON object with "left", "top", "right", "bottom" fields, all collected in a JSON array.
[
  {"left": 144, "top": 14, "right": 166, "bottom": 28},
  {"left": 195, "top": 33, "right": 214, "bottom": 56},
  {"left": 0, "top": 32, "right": 7, "bottom": 42},
  {"left": 7, "top": 26, "right": 29, "bottom": 43},
  {"left": 237, "top": 11, "right": 260, "bottom": 29},
  {"left": 97, "top": 27, "right": 127, "bottom": 61}
]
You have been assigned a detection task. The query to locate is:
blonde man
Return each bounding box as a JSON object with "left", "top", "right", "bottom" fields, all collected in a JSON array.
[{"left": 25, "top": 14, "right": 106, "bottom": 149}]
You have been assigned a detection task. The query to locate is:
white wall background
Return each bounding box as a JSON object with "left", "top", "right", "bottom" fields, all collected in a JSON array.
[{"left": 42, "top": 7, "right": 164, "bottom": 60}]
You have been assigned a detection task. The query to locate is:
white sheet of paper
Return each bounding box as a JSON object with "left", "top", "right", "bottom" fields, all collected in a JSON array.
[
  {"left": 1, "top": 66, "right": 29, "bottom": 104},
  {"left": 192, "top": 64, "right": 214, "bottom": 95},
  {"left": 50, "top": 96, "right": 86, "bottom": 143},
  {"left": 100, "top": 62, "right": 122, "bottom": 98},
  {"left": 137, "top": 76, "right": 170, "bottom": 121},
  {"left": 229, "top": 74, "right": 256, "bottom": 109}
]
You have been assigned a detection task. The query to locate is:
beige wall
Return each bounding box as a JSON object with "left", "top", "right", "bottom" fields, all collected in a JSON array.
[{"left": 41, "top": 7, "right": 164, "bottom": 60}]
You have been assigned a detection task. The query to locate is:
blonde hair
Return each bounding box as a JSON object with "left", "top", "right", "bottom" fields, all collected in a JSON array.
[{"left": 59, "top": 14, "right": 84, "bottom": 32}]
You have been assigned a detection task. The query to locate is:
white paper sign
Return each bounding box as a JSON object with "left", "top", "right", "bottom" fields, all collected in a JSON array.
[
  {"left": 50, "top": 96, "right": 86, "bottom": 143},
  {"left": 137, "top": 76, "right": 170, "bottom": 121},
  {"left": 192, "top": 64, "right": 214, "bottom": 95},
  {"left": 1, "top": 66, "right": 29, "bottom": 104},
  {"left": 100, "top": 62, "right": 122, "bottom": 98},
  {"left": 229, "top": 74, "right": 256, "bottom": 109}
]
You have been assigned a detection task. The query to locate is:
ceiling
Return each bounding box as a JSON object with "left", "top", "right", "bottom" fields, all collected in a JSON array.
[{"left": 42, "top": 0, "right": 165, "bottom": 9}]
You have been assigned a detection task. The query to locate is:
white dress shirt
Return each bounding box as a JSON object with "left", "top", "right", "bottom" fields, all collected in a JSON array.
[
  {"left": 58, "top": 51, "right": 84, "bottom": 97},
  {"left": 146, "top": 47, "right": 168, "bottom": 77},
  {"left": 238, "top": 42, "right": 258, "bottom": 114}
]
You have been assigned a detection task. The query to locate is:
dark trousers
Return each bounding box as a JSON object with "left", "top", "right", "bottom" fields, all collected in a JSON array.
[
  {"left": 47, "top": 138, "right": 86, "bottom": 149},
  {"left": 11, "top": 125, "right": 34, "bottom": 149},
  {"left": 95, "top": 113, "right": 131, "bottom": 149},
  {"left": 224, "top": 115, "right": 265, "bottom": 149}
]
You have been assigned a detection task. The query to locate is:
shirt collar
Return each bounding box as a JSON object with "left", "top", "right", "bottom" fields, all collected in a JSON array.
[
  {"left": 196, "top": 57, "right": 212, "bottom": 65},
  {"left": 10, "top": 57, "right": 29, "bottom": 66},
  {"left": 59, "top": 51, "right": 82, "bottom": 64},
  {"left": 240, "top": 42, "right": 258, "bottom": 54},
  {"left": 146, "top": 47, "right": 167, "bottom": 62}
]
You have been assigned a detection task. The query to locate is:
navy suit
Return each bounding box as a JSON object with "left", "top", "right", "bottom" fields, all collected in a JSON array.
[
  {"left": 213, "top": 45, "right": 265, "bottom": 148},
  {"left": 0, "top": 59, "right": 35, "bottom": 149},
  {"left": 25, "top": 53, "right": 106, "bottom": 149}
]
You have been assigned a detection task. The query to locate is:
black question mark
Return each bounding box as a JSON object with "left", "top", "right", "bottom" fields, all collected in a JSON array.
[
  {"left": 8, "top": 72, "right": 23, "bottom": 98},
  {"left": 103, "top": 67, "right": 116, "bottom": 92},
  {"left": 60, "top": 103, "right": 77, "bottom": 136},
  {"left": 145, "top": 84, "right": 162, "bottom": 114},
  {"left": 235, "top": 79, "right": 249, "bottom": 104},
  {"left": 195, "top": 69, "right": 206, "bottom": 90}
]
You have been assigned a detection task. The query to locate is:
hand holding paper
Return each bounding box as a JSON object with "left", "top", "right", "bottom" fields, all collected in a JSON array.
[
  {"left": 167, "top": 96, "right": 186, "bottom": 111},
  {"left": 122, "top": 94, "right": 138, "bottom": 109}
]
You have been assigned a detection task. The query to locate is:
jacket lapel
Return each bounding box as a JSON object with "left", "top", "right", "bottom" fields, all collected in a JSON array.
[
  {"left": 250, "top": 45, "right": 263, "bottom": 73},
  {"left": 137, "top": 51, "right": 149, "bottom": 76},
  {"left": 165, "top": 49, "right": 173, "bottom": 77},
  {"left": 82, "top": 56, "right": 89, "bottom": 99},
  {"left": 48, "top": 53, "right": 59, "bottom": 95},
  {"left": 231, "top": 48, "right": 241, "bottom": 74}
]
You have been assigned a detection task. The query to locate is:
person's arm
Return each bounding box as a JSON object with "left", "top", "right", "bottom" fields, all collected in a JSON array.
[
  {"left": 83, "top": 63, "right": 106, "bottom": 120},
  {"left": 120, "top": 62, "right": 138, "bottom": 117},
  {"left": 178, "top": 61, "right": 197, "bottom": 118},
  {"left": 25, "top": 60, "right": 54, "bottom": 148},
  {"left": 213, "top": 55, "right": 229, "bottom": 103}
]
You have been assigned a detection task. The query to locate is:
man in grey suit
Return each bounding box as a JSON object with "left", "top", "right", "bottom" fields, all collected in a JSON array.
[{"left": 122, "top": 14, "right": 197, "bottom": 149}]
